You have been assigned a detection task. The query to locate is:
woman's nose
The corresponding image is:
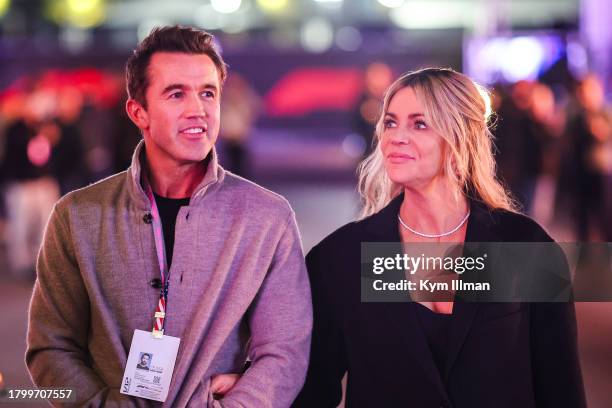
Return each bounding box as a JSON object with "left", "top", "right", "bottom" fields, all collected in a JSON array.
[{"left": 389, "top": 128, "right": 411, "bottom": 145}]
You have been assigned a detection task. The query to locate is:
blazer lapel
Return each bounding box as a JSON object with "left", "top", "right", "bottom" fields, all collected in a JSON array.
[
  {"left": 443, "top": 199, "right": 501, "bottom": 380},
  {"left": 363, "top": 195, "right": 505, "bottom": 394},
  {"left": 364, "top": 194, "right": 450, "bottom": 401}
]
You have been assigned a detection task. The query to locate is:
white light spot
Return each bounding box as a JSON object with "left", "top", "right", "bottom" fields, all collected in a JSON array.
[
  {"left": 211, "top": 0, "right": 242, "bottom": 14},
  {"left": 377, "top": 0, "right": 405, "bottom": 8},
  {"left": 335, "top": 26, "right": 362, "bottom": 52},
  {"left": 301, "top": 17, "right": 333, "bottom": 53},
  {"left": 501, "top": 37, "right": 544, "bottom": 82}
]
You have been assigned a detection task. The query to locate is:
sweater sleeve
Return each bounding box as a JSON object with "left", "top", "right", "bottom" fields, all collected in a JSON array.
[
  {"left": 26, "top": 202, "right": 138, "bottom": 407},
  {"left": 219, "top": 210, "right": 313, "bottom": 408}
]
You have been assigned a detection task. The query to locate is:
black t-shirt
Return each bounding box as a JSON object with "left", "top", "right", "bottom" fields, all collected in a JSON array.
[
  {"left": 153, "top": 192, "right": 190, "bottom": 269},
  {"left": 414, "top": 302, "right": 452, "bottom": 374}
]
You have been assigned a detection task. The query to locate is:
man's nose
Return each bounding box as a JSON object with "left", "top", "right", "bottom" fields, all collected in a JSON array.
[{"left": 184, "top": 93, "right": 206, "bottom": 118}]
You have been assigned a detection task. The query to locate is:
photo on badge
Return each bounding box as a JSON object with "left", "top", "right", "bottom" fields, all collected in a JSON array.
[{"left": 137, "top": 352, "right": 153, "bottom": 371}]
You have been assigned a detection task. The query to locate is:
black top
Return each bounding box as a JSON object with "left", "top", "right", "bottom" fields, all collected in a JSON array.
[
  {"left": 1, "top": 120, "right": 51, "bottom": 182},
  {"left": 293, "top": 193, "right": 586, "bottom": 408},
  {"left": 153, "top": 192, "right": 190, "bottom": 269},
  {"left": 414, "top": 303, "right": 452, "bottom": 375}
]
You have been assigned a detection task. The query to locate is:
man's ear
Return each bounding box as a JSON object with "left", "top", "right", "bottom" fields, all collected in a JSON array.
[{"left": 126, "top": 99, "right": 149, "bottom": 130}]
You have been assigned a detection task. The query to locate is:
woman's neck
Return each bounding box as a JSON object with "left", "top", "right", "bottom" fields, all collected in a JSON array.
[{"left": 399, "top": 178, "right": 469, "bottom": 238}]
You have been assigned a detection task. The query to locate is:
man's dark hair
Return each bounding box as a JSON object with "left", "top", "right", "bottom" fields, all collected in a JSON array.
[{"left": 126, "top": 25, "right": 228, "bottom": 108}]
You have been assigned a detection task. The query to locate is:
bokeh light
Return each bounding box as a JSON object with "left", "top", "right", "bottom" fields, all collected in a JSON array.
[
  {"left": 211, "top": 0, "right": 242, "bottom": 14},
  {"left": 46, "top": 0, "right": 107, "bottom": 29},
  {"left": 377, "top": 0, "right": 404, "bottom": 8},
  {"left": 0, "top": 0, "right": 11, "bottom": 18},
  {"left": 256, "top": 0, "right": 290, "bottom": 14},
  {"left": 335, "top": 26, "right": 362, "bottom": 52},
  {"left": 300, "top": 17, "right": 333, "bottom": 53}
]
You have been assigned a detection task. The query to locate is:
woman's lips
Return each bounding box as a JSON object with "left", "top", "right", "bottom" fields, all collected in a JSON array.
[{"left": 387, "top": 152, "right": 416, "bottom": 163}]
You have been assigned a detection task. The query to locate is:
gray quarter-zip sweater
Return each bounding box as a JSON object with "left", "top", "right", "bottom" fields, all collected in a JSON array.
[{"left": 26, "top": 141, "right": 313, "bottom": 407}]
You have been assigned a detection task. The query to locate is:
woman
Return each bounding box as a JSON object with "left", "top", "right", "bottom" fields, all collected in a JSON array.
[{"left": 293, "top": 68, "right": 586, "bottom": 408}]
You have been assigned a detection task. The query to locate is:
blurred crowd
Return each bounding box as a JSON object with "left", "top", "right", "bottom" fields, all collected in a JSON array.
[
  {"left": 493, "top": 74, "right": 612, "bottom": 242},
  {"left": 0, "top": 72, "right": 141, "bottom": 279},
  {"left": 0, "top": 67, "right": 611, "bottom": 281},
  {"left": 352, "top": 63, "right": 612, "bottom": 245},
  {"left": 0, "top": 69, "right": 263, "bottom": 280}
]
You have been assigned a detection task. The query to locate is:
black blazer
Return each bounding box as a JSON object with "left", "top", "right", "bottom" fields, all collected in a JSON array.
[{"left": 293, "top": 194, "right": 586, "bottom": 408}]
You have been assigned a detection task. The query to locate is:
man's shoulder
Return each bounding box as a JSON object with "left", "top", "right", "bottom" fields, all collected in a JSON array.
[
  {"left": 219, "top": 171, "right": 293, "bottom": 217},
  {"left": 55, "top": 171, "right": 128, "bottom": 212}
]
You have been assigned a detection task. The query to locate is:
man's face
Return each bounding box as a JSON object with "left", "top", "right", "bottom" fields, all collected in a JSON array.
[
  {"left": 140, "top": 354, "right": 150, "bottom": 366},
  {"left": 134, "top": 52, "right": 221, "bottom": 167}
]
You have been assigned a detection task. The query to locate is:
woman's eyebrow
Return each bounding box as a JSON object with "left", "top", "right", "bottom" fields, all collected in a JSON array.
[{"left": 384, "top": 112, "right": 425, "bottom": 118}]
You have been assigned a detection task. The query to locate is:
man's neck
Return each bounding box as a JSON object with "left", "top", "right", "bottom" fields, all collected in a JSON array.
[{"left": 145, "top": 154, "right": 208, "bottom": 199}]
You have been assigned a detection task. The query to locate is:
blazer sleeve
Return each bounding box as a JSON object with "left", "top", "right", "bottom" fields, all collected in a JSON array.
[
  {"left": 530, "top": 301, "right": 587, "bottom": 408},
  {"left": 518, "top": 221, "right": 586, "bottom": 408},
  {"left": 26, "top": 202, "right": 140, "bottom": 406},
  {"left": 292, "top": 243, "right": 347, "bottom": 408}
]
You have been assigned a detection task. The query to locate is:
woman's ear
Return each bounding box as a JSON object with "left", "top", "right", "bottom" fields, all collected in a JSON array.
[{"left": 126, "top": 99, "right": 149, "bottom": 130}]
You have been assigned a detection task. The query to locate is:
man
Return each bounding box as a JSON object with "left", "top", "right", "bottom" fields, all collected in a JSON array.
[
  {"left": 137, "top": 353, "right": 152, "bottom": 371},
  {"left": 26, "top": 26, "right": 312, "bottom": 407}
]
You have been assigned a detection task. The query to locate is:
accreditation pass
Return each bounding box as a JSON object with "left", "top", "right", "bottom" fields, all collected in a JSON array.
[{"left": 120, "top": 329, "right": 181, "bottom": 402}]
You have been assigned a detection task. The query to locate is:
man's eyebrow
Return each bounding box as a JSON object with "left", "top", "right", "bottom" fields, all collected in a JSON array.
[
  {"left": 161, "top": 84, "right": 185, "bottom": 95},
  {"left": 201, "top": 83, "right": 218, "bottom": 91},
  {"left": 161, "top": 83, "right": 219, "bottom": 95}
]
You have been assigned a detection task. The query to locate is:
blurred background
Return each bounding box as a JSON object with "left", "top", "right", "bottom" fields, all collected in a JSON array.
[{"left": 0, "top": 0, "right": 611, "bottom": 406}]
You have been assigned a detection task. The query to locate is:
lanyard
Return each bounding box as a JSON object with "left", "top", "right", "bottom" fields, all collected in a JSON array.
[{"left": 144, "top": 178, "right": 170, "bottom": 339}]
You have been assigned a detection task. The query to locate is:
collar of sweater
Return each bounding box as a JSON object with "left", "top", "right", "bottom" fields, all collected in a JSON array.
[{"left": 126, "top": 139, "right": 225, "bottom": 210}]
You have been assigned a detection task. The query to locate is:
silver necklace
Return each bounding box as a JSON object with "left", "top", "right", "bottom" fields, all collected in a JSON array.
[{"left": 398, "top": 211, "right": 470, "bottom": 238}]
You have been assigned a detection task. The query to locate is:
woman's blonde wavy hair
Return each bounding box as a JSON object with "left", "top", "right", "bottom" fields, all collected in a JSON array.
[{"left": 357, "top": 67, "right": 518, "bottom": 218}]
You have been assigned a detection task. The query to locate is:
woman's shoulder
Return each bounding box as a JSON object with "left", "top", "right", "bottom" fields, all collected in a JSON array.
[
  {"left": 486, "top": 206, "right": 554, "bottom": 242},
  {"left": 308, "top": 218, "right": 368, "bottom": 259},
  {"left": 310, "top": 194, "right": 404, "bottom": 257}
]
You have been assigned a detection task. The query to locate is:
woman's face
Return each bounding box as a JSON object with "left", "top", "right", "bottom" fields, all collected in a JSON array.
[{"left": 380, "top": 86, "right": 446, "bottom": 189}]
